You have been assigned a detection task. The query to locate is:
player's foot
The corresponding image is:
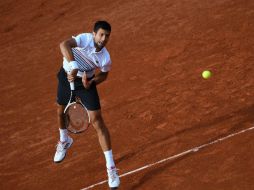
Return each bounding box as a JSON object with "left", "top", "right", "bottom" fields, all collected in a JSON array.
[
  {"left": 53, "top": 136, "right": 73, "bottom": 163},
  {"left": 107, "top": 166, "right": 120, "bottom": 189}
]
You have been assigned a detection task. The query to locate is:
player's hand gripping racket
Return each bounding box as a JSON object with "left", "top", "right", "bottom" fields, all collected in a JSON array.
[{"left": 64, "top": 81, "right": 90, "bottom": 134}]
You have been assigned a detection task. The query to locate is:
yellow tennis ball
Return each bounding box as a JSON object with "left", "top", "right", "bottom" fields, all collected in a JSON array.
[{"left": 202, "top": 70, "right": 212, "bottom": 79}]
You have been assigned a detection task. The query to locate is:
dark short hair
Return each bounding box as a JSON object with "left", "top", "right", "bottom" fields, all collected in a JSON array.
[{"left": 93, "top": 21, "right": 111, "bottom": 33}]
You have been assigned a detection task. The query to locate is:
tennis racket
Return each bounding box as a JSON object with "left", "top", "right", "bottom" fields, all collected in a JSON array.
[{"left": 64, "top": 81, "right": 90, "bottom": 134}]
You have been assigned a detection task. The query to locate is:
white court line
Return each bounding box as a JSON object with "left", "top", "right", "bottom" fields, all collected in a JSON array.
[{"left": 81, "top": 126, "right": 254, "bottom": 190}]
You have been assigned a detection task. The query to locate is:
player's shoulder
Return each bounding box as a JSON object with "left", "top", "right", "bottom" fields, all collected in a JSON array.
[
  {"left": 102, "top": 47, "right": 110, "bottom": 56},
  {"left": 73, "top": 33, "right": 93, "bottom": 47},
  {"left": 76, "top": 33, "right": 93, "bottom": 41},
  {"left": 102, "top": 48, "right": 111, "bottom": 61}
]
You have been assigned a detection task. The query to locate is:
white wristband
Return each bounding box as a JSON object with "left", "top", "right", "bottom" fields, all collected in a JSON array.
[{"left": 70, "top": 61, "right": 79, "bottom": 70}]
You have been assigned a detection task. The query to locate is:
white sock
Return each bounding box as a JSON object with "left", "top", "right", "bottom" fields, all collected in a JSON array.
[
  {"left": 59, "top": 128, "right": 68, "bottom": 142},
  {"left": 104, "top": 150, "right": 115, "bottom": 169}
]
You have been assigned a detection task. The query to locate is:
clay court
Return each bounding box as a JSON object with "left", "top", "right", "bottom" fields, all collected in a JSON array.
[{"left": 1, "top": 0, "right": 254, "bottom": 189}]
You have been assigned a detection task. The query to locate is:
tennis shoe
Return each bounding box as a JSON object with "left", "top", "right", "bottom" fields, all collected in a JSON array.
[
  {"left": 107, "top": 166, "right": 120, "bottom": 188},
  {"left": 54, "top": 136, "right": 73, "bottom": 163}
]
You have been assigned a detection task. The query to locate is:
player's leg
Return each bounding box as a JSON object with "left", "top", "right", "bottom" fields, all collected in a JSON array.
[
  {"left": 57, "top": 104, "right": 68, "bottom": 141},
  {"left": 54, "top": 67, "right": 73, "bottom": 163},
  {"left": 88, "top": 110, "right": 112, "bottom": 151},
  {"left": 88, "top": 110, "right": 120, "bottom": 188},
  {"left": 78, "top": 78, "right": 120, "bottom": 188}
]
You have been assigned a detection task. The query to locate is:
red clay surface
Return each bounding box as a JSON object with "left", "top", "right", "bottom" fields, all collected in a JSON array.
[{"left": 1, "top": 0, "right": 254, "bottom": 189}]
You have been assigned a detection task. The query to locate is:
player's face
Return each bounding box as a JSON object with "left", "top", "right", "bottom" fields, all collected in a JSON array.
[{"left": 93, "top": 28, "right": 110, "bottom": 50}]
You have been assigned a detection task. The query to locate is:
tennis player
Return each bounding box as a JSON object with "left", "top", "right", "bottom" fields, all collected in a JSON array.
[{"left": 53, "top": 20, "right": 120, "bottom": 189}]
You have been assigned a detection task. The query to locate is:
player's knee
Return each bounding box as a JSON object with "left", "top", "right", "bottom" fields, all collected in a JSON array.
[
  {"left": 91, "top": 113, "right": 106, "bottom": 131},
  {"left": 91, "top": 113, "right": 103, "bottom": 126}
]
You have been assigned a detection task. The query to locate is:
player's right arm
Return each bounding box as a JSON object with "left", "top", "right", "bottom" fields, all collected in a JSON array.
[
  {"left": 60, "top": 38, "right": 77, "bottom": 61},
  {"left": 60, "top": 38, "right": 78, "bottom": 82}
]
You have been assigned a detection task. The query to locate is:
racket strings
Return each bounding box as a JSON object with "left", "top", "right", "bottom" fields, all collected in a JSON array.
[{"left": 65, "top": 103, "right": 90, "bottom": 133}]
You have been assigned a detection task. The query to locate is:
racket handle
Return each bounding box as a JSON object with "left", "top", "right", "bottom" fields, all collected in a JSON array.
[{"left": 70, "top": 82, "right": 75, "bottom": 90}]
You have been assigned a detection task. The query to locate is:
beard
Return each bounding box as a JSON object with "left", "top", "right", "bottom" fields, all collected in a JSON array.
[{"left": 94, "top": 41, "right": 104, "bottom": 50}]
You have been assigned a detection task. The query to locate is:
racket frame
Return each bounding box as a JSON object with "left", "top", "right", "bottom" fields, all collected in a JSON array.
[{"left": 64, "top": 81, "right": 90, "bottom": 134}]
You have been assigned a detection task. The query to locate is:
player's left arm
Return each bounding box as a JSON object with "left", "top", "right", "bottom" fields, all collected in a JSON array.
[
  {"left": 93, "top": 71, "right": 108, "bottom": 85},
  {"left": 82, "top": 71, "right": 108, "bottom": 89}
]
